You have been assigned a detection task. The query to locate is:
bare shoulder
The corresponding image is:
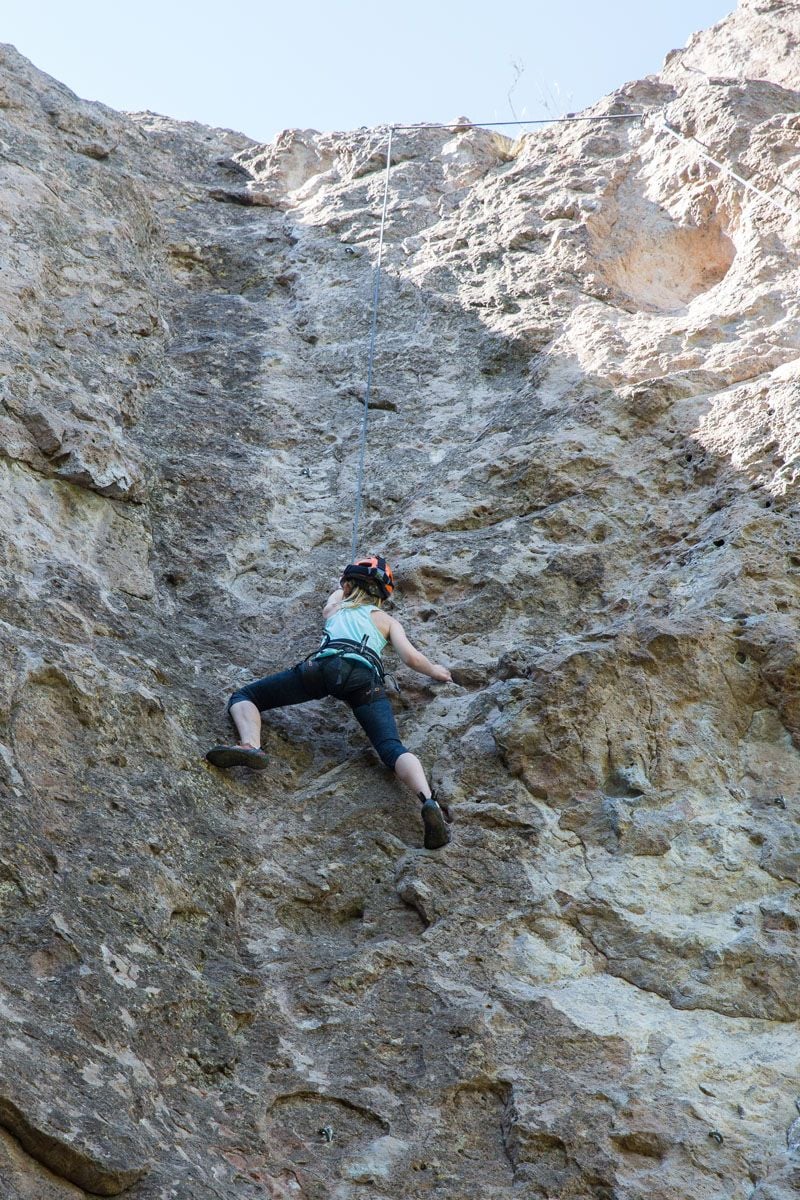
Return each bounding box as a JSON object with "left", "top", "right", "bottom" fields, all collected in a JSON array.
[
  {"left": 322, "top": 588, "right": 344, "bottom": 619},
  {"left": 370, "top": 608, "right": 395, "bottom": 637}
]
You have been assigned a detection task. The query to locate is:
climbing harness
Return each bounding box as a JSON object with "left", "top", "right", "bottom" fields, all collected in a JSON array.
[
  {"left": 310, "top": 631, "right": 398, "bottom": 708},
  {"left": 315, "top": 631, "right": 386, "bottom": 684}
]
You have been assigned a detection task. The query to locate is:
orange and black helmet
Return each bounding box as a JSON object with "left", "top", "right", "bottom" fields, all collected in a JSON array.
[{"left": 341, "top": 555, "right": 395, "bottom": 600}]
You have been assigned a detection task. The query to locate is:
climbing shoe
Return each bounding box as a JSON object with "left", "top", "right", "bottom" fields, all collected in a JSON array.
[
  {"left": 419, "top": 793, "right": 451, "bottom": 850},
  {"left": 206, "top": 744, "right": 268, "bottom": 770}
]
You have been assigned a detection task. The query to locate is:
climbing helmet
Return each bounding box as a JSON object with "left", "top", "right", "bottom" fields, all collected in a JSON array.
[{"left": 341, "top": 555, "right": 395, "bottom": 600}]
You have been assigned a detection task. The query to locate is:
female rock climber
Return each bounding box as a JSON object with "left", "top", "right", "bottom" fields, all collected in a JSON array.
[{"left": 206, "top": 556, "right": 453, "bottom": 850}]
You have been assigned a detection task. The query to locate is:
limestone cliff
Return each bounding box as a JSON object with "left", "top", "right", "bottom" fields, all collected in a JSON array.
[{"left": 1, "top": 2, "right": 800, "bottom": 1196}]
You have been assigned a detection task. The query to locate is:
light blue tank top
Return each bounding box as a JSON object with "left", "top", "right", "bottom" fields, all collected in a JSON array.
[{"left": 319, "top": 603, "right": 387, "bottom": 666}]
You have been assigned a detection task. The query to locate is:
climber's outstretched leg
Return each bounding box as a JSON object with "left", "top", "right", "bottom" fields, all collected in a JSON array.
[
  {"left": 206, "top": 664, "right": 325, "bottom": 771},
  {"left": 351, "top": 702, "right": 451, "bottom": 850}
]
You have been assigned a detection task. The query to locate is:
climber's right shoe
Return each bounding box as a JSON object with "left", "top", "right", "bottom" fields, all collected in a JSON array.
[
  {"left": 206, "top": 744, "right": 269, "bottom": 770},
  {"left": 420, "top": 794, "right": 451, "bottom": 850}
]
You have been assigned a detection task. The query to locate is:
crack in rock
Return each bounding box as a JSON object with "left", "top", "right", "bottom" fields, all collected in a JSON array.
[{"left": 0, "top": 1096, "right": 149, "bottom": 1196}]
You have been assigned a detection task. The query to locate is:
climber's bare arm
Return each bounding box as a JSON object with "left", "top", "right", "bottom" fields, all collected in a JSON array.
[
  {"left": 383, "top": 615, "right": 452, "bottom": 682},
  {"left": 322, "top": 588, "right": 344, "bottom": 619}
]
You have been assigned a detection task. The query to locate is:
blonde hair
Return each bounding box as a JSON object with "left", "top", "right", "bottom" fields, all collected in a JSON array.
[{"left": 341, "top": 583, "right": 384, "bottom": 609}]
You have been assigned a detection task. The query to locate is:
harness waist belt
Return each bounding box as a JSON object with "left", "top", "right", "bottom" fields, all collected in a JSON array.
[{"left": 315, "top": 634, "right": 386, "bottom": 682}]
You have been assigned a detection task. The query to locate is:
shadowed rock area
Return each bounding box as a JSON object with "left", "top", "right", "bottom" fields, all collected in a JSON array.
[{"left": 1, "top": 0, "right": 800, "bottom": 1195}]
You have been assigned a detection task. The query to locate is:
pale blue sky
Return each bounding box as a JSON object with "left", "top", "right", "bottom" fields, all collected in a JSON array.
[{"left": 3, "top": 1, "right": 734, "bottom": 140}]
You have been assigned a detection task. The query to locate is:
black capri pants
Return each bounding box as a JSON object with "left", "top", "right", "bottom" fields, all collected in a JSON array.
[{"left": 228, "top": 656, "right": 408, "bottom": 769}]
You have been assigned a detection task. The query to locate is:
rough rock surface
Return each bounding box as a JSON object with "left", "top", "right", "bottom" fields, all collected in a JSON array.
[{"left": 1, "top": 1, "right": 800, "bottom": 1196}]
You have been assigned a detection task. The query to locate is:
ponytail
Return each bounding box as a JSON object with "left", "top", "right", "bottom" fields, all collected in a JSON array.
[{"left": 341, "top": 584, "right": 384, "bottom": 609}]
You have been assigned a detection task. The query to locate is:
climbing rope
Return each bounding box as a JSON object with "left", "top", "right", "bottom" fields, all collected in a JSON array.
[
  {"left": 348, "top": 112, "right": 644, "bottom": 558},
  {"left": 350, "top": 126, "right": 393, "bottom": 561}
]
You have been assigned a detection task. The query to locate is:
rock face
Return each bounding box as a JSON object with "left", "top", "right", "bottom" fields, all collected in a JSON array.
[
  {"left": 1, "top": 2, "right": 800, "bottom": 1196},
  {"left": 664, "top": 0, "right": 800, "bottom": 90}
]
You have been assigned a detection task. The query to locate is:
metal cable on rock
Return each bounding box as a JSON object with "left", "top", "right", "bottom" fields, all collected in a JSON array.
[
  {"left": 390, "top": 114, "right": 643, "bottom": 131},
  {"left": 350, "top": 126, "right": 393, "bottom": 561},
  {"left": 345, "top": 107, "right": 796, "bottom": 566},
  {"left": 347, "top": 114, "right": 648, "bottom": 558},
  {"left": 657, "top": 118, "right": 795, "bottom": 219}
]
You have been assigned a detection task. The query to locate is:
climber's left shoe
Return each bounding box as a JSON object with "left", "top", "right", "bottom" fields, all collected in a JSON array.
[{"left": 206, "top": 744, "right": 269, "bottom": 769}]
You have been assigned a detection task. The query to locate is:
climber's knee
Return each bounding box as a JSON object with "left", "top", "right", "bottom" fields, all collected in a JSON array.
[
  {"left": 376, "top": 737, "right": 408, "bottom": 770},
  {"left": 366, "top": 727, "right": 408, "bottom": 769},
  {"left": 226, "top": 689, "right": 252, "bottom": 713},
  {"left": 350, "top": 695, "right": 407, "bottom": 768}
]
